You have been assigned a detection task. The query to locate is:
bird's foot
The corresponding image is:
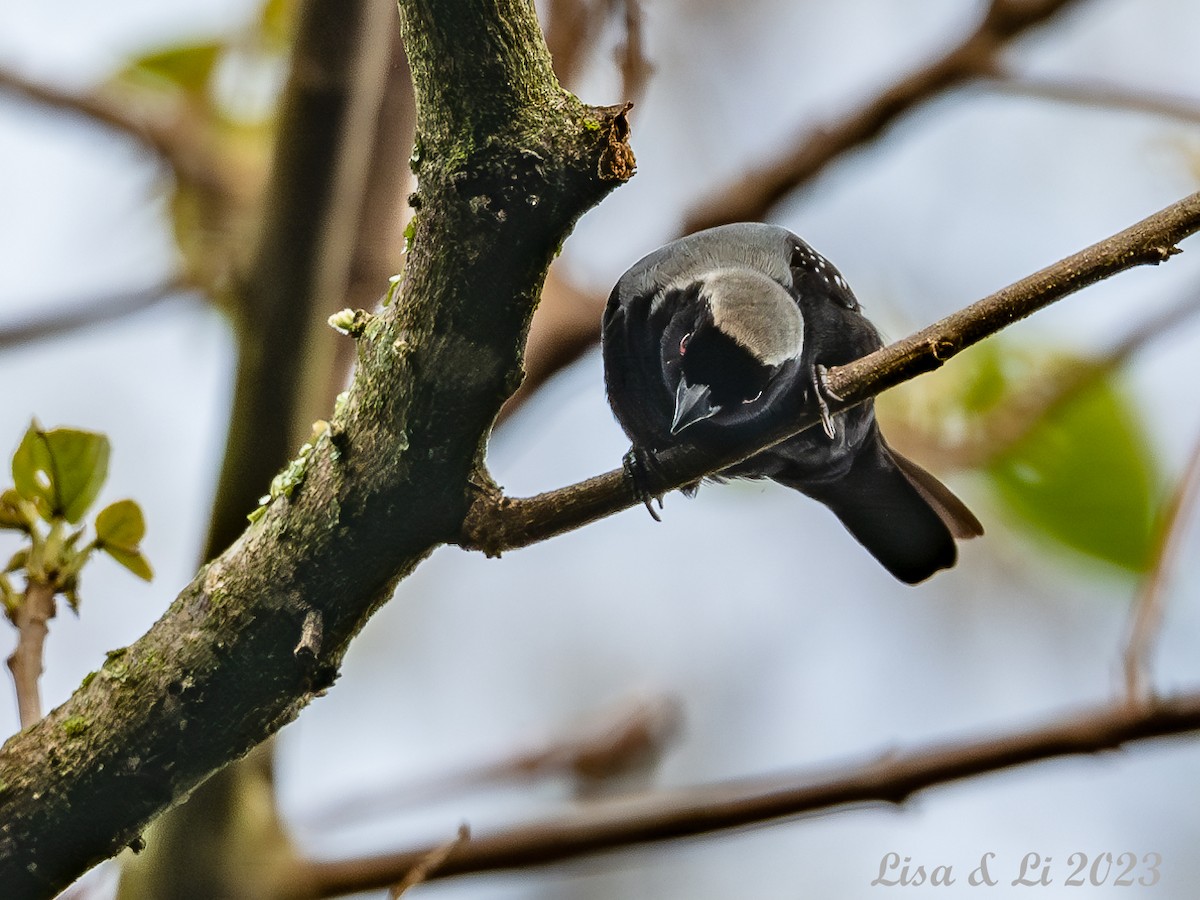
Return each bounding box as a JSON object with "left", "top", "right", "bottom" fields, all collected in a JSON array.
[
  {"left": 811, "top": 365, "right": 843, "bottom": 441},
  {"left": 623, "top": 447, "right": 665, "bottom": 522}
]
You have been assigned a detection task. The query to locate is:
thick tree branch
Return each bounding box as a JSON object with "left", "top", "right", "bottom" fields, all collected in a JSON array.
[
  {"left": 118, "top": 2, "right": 402, "bottom": 898},
  {"left": 682, "top": 0, "right": 1085, "bottom": 234},
  {"left": 303, "top": 690, "right": 1200, "bottom": 894},
  {"left": 0, "top": 1, "right": 632, "bottom": 895},
  {"left": 202, "top": 0, "right": 396, "bottom": 559},
  {"left": 462, "top": 189, "right": 1200, "bottom": 553}
]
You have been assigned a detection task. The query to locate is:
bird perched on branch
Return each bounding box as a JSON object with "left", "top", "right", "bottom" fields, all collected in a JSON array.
[{"left": 601, "top": 223, "right": 982, "bottom": 584}]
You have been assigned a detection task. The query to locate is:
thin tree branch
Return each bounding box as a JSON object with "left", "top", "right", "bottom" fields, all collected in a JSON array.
[
  {"left": 462, "top": 190, "right": 1200, "bottom": 554},
  {"left": 615, "top": 0, "right": 653, "bottom": 107},
  {"left": 507, "top": 0, "right": 1089, "bottom": 428},
  {"left": 0, "top": 68, "right": 233, "bottom": 202},
  {"left": 497, "top": 267, "right": 601, "bottom": 422},
  {"left": 0, "top": 68, "right": 164, "bottom": 153},
  {"left": 543, "top": 0, "right": 606, "bottom": 86},
  {"left": 388, "top": 824, "right": 470, "bottom": 898},
  {"left": 902, "top": 288, "right": 1200, "bottom": 471},
  {"left": 984, "top": 71, "right": 1200, "bottom": 126},
  {"left": 0, "top": 278, "right": 191, "bottom": 351},
  {"left": 308, "top": 694, "right": 681, "bottom": 826},
  {"left": 302, "top": 690, "right": 1200, "bottom": 895},
  {"left": 1124, "top": 433, "right": 1200, "bottom": 703},
  {"left": 682, "top": 0, "right": 1086, "bottom": 234},
  {"left": 5, "top": 582, "right": 56, "bottom": 730}
]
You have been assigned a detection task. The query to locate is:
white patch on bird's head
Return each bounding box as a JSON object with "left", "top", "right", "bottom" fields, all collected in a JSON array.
[{"left": 699, "top": 268, "right": 804, "bottom": 366}]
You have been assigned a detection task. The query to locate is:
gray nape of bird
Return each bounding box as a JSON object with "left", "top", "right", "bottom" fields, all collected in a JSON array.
[{"left": 601, "top": 223, "right": 982, "bottom": 585}]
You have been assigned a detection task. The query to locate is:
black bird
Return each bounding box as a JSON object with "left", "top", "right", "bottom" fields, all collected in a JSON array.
[{"left": 601, "top": 223, "right": 982, "bottom": 584}]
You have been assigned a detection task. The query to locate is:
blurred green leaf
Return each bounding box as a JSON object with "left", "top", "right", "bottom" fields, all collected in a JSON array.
[
  {"left": 0, "top": 489, "right": 31, "bottom": 531},
  {"left": 12, "top": 423, "right": 53, "bottom": 513},
  {"left": 987, "top": 373, "right": 1160, "bottom": 573},
  {"left": 64, "top": 587, "right": 82, "bottom": 614},
  {"left": 102, "top": 546, "right": 153, "bottom": 582},
  {"left": 127, "top": 42, "right": 224, "bottom": 93},
  {"left": 258, "top": 0, "right": 298, "bottom": 49},
  {"left": 5, "top": 548, "right": 28, "bottom": 575},
  {"left": 95, "top": 500, "right": 147, "bottom": 550},
  {"left": 12, "top": 424, "right": 110, "bottom": 524},
  {"left": 0, "top": 576, "right": 17, "bottom": 617},
  {"left": 956, "top": 340, "right": 1010, "bottom": 414}
]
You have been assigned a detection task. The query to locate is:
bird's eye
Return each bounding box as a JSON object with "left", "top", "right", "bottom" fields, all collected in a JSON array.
[
  {"left": 743, "top": 390, "right": 763, "bottom": 405},
  {"left": 679, "top": 332, "right": 691, "bottom": 355}
]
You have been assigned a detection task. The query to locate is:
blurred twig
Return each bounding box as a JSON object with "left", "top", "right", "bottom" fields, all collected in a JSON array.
[
  {"left": 682, "top": 0, "right": 1086, "bottom": 234},
  {"left": 984, "top": 71, "right": 1200, "bottom": 126},
  {"left": 0, "top": 277, "right": 191, "bottom": 350},
  {"left": 0, "top": 67, "right": 235, "bottom": 202},
  {"left": 891, "top": 289, "right": 1200, "bottom": 471},
  {"left": 615, "top": 0, "right": 653, "bottom": 107},
  {"left": 303, "top": 689, "right": 1200, "bottom": 895},
  {"left": 388, "top": 825, "right": 470, "bottom": 898},
  {"left": 310, "top": 694, "right": 682, "bottom": 826},
  {"left": 1124, "top": 433, "right": 1200, "bottom": 703}
]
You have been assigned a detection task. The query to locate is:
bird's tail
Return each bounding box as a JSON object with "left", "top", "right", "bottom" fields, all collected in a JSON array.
[{"left": 779, "top": 434, "right": 982, "bottom": 585}]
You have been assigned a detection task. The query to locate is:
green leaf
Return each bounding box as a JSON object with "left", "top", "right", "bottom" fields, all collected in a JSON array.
[
  {"left": 0, "top": 489, "right": 32, "bottom": 531},
  {"left": 11, "top": 425, "right": 110, "bottom": 523},
  {"left": 95, "top": 500, "right": 146, "bottom": 550},
  {"left": 956, "top": 340, "right": 1011, "bottom": 414},
  {"left": 258, "top": 0, "right": 298, "bottom": 49},
  {"left": 63, "top": 575, "right": 82, "bottom": 614},
  {"left": 12, "top": 423, "right": 52, "bottom": 512},
  {"left": 127, "top": 42, "right": 223, "bottom": 93},
  {"left": 102, "top": 546, "right": 153, "bottom": 582},
  {"left": 987, "top": 373, "right": 1160, "bottom": 573},
  {"left": 4, "top": 548, "right": 28, "bottom": 575},
  {"left": 0, "top": 576, "right": 17, "bottom": 618}
]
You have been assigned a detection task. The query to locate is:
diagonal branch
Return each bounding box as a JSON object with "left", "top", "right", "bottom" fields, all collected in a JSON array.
[
  {"left": 900, "top": 288, "right": 1200, "bottom": 471},
  {"left": 682, "top": 0, "right": 1087, "bottom": 234},
  {"left": 303, "top": 690, "right": 1200, "bottom": 895},
  {"left": 983, "top": 71, "right": 1200, "bottom": 126},
  {"left": 0, "top": 0, "right": 633, "bottom": 894},
  {"left": 510, "top": 0, "right": 1091, "bottom": 425},
  {"left": 0, "top": 68, "right": 233, "bottom": 203},
  {"left": 462, "top": 189, "right": 1200, "bottom": 554},
  {"left": 0, "top": 278, "right": 191, "bottom": 350}
]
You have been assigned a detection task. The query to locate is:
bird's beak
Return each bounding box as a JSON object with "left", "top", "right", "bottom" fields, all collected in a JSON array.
[{"left": 671, "top": 380, "right": 720, "bottom": 434}]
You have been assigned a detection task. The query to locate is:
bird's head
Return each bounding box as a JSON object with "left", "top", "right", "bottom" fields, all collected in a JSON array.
[{"left": 668, "top": 268, "right": 805, "bottom": 435}]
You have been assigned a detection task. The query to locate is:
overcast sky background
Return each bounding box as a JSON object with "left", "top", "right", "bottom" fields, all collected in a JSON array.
[{"left": 4, "top": 0, "right": 1200, "bottom": 896}]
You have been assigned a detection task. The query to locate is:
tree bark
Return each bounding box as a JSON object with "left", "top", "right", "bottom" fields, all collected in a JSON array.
[{"left": 0, "top": 0, "right": 632, "bottom": 894}]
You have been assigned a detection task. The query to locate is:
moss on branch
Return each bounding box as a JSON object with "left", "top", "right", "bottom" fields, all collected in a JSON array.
[{"left": 0, "top": 1, "right": 633, "bottom": 895}]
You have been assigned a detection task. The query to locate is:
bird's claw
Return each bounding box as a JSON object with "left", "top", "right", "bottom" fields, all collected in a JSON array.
[
  {"left": 812, "top": 365, "right": 841, "bottom": 441},
  {"left": 623, "top": 447, "right": 664, "bottom": 522}
]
